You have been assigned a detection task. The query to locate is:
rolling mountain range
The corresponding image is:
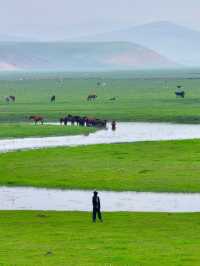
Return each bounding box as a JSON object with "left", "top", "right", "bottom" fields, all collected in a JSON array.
[
  {"left": 0, "top": 21, "right": 199, "bottom": 70},
  {"left": 72, "top": 21, "right": 200, "bottom": 66},
  {"left": 0, "top": 42, "right": 176, "bottom": 71}
]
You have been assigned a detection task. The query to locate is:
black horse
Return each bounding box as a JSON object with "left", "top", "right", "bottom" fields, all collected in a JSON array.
[
  {"left": 175, "top": 91, "right": 185, "bottom": 98},
  {"left": 87, "top": 94, "right": 97, "bottom": 101},
  {"left": 60, "top": 114, "right": 80, "bottom": 126},
  {"left": 51, "top": 95, "right": 56, "bottom": 103}
]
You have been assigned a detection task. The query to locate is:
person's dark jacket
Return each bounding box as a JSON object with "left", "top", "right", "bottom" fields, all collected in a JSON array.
[{"left": 92, "top": 196, "right": 101, "bottom": 210}]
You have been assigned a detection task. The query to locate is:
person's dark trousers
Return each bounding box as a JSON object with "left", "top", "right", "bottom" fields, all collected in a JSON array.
[{"left": 93, "top": 208, "right": 102, "bottom": 222}]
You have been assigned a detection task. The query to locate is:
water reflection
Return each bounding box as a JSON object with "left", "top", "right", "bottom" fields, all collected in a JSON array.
[{"left": 0, "top": 186, "right": 199, "bottom": 212}]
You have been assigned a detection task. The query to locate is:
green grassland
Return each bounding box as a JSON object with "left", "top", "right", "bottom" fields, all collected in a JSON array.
[
  {"left": 1, "top": 140, "right": 200, "bottom": 192},
  {"left": 0, "top": 211, "right": 199, "bottom": 266},
  {"left": 1, "top": 71, "right": 200, "bottom": 123},
  {"left": 0, "top": 123, "right": 95, "bottom": 139}
]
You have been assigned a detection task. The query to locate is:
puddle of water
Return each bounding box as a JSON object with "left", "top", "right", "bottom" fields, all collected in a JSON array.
[
  {"left": 0, "top": 186, "right": 200, "bottom": 212},
  {"left": 1, "top": 122, "right": 200, "bottom": 152}
]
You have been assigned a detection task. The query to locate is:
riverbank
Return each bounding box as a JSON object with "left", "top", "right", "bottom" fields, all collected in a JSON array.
[
  {"left": 0, "top": 211, "right": 199, "bottom": 266},
  {"left": 0, "top": 123, "right": 96, "bottom": 139},
  {"left": 1, "top": 140, "right": 200, "bottom": 192}
]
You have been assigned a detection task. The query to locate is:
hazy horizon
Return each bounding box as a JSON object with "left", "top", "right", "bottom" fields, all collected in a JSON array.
[{"left": 0, "top": 0, "right": 200, "bottom": 41}]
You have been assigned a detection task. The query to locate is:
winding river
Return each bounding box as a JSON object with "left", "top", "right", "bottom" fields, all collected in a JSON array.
[
  {"left": 1, "top": 122, "right": 200, "bottom": 152},
  {"left": 1, "top": 122, "right": 200, "bottom": 212},
  {"left": 0, "top": 186, "right": 200, "bottom": 213}
]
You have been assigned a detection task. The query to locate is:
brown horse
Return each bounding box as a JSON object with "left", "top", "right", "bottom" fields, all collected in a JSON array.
[{"left": 29, "top": 116, "right": 44, "bottom": 124}]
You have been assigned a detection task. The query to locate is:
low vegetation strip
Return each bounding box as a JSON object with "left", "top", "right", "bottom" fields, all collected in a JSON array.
[
  {"left": 0, "top": 123, "right": 96, "bottom": 139},
  {"left": 0, "top": 211, "right": 199, "bottom": 266},
  {"left": 1, "top": 140, "right": 200, "bottom": 192}
]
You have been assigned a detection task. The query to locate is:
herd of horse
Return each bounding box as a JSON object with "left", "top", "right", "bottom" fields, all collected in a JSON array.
[
  {"left": 29, "top": 114, "right": 107, "bottom": 128},
  {"left": 60, "top": 115, "right": 107, "bottom": 127},
  {"left": 4, "top": 91, "right": 185, "bottom": 104},
  {"left": 4, "top": 94, "right": 114, "bottom": 103}
]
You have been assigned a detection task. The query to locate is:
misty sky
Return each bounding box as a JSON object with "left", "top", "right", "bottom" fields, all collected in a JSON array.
[{"left": 0, "top": 0, "right": 200, "bottom": 40}]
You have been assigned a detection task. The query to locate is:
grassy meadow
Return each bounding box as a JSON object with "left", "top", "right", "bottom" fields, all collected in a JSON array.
[
  {"left": 1, "top": 70, "right": 200, "bottom": 124},
  {"left": 0, "top": 211, "right": 200, "bottom": 266},
  {"left": 1, "top": 140, "right": 200, "bottom": 192},
  {"left": 0, "top": 123, "right": 95, "bottom": 139},
  {"left": 0, "top": 70, "right": 200, "bottom": 265}
]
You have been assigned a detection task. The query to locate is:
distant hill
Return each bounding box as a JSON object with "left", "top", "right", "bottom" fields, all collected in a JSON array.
[
  {"left": 0, "top": 42, "right": 176, "bottom": 71},
  {"left": 73, "top": 21, "right": 200, "bottom": 66}
]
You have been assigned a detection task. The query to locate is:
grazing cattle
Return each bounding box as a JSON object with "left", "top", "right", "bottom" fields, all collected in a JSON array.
[
  {"left": 5, "top": 96, "right": 10, "bottom": 103},
  {"left": 87, "top": 94, "right": 97, "bottom": 101},
  {"left": 5, "top": 96, "right": 15, "bottom": 103},
  {"left": 9, "top": 95, "right": 15, "bottom": 102},
  {"left": 51, "top": 95, "right": 56, "bottom": 103},
  {"left": 29, "top": 116, "right": 44, "bottom": 124},
  {"left": 175, "top": 91, "right": 185, "bottom": 98}
]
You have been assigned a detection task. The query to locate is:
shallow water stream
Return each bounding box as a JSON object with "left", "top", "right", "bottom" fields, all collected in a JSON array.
[
  {"left": 1, "top": 122, "right": 200, "bottom": 152},
  {"left": 1, "top": 122, "right": 200, "bottom": 212},
  {"left": 0, "top": 186, "right": 200, "bottom": 212}
]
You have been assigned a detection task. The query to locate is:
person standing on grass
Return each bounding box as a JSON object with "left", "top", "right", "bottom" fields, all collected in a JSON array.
[{"left": 92, "top": 191, "right": 103, "bottom": 222}]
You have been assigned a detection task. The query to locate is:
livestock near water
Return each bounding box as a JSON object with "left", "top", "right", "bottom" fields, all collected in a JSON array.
[
  {"left": 60, "top": 114, "right": 86, "bottom": 126},
  {"left": 111, "top": 121, "right": 116, "bottom": 131},
  {"left": 175, "top": 91, "right": 185, "bottom": 98},
  {"left": 29, "top": 115, "right": 44, "bottom": 124},
  {"left": 85, "top": 117, "right": 107, "bottom": 127},
  {"left": 87, "top": 94, "right": 97, "bottom": 101},
  {"left": 60, "top": 114, "right": 107, "bottom": 128},
  {"left": 51, "top": 95, "right": 56, "bottom": 103}
]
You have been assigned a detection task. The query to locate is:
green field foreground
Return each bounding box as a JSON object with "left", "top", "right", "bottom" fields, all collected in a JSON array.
[
  {"left": 0, "top": 123, "right": 95, "bottom": 139},
  {"left": 1, "top": 140, "right": 200, "bottom": 192},
  {"left": 1, "top": 74, "right": 200, "bottom": 123},
  {"left": 0, "top": 211, "right": 199, "bottom": 266}
]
